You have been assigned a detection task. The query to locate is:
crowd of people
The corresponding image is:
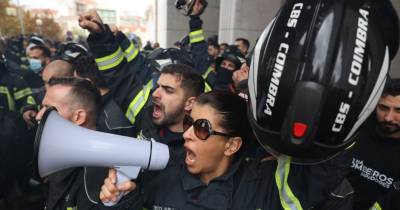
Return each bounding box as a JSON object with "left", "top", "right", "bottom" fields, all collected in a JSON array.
[{"left": 0, "top": 0, "right": 399, "bottom": 209}]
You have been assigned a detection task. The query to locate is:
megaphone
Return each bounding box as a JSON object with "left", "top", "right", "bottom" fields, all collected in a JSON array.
[{"left": 33, "top": 108, "right": 169, "bottom": 205}]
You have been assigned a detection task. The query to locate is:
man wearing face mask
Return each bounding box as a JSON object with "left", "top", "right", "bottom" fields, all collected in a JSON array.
[
  {"left": 213, "top": 45, "right": 245, "bottom": 92},
  {"left": 347, "top": 78, "right": 400, "bottom": 210},
  {"left": 23, "top": 45, "right": 51, "bottom": 103}
]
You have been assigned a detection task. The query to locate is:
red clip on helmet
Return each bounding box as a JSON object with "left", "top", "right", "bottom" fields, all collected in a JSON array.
[{"left": 248, "top": 0, "right": 399, "bottom": 162}]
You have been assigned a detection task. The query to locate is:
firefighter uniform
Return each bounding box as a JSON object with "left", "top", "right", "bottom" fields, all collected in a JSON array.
[
  {"left": 87, "top": 25, "right": 152, "bottom": 133},
  {"left": 348, "top": 117, "right": 400, "bottom": 210},
  {"left": 0, "top": 62, "right": 36, "bottom": 113}
]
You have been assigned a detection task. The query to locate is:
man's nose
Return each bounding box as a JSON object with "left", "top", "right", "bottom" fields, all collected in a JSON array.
[{"left": 384, "top": 110, "right": 395, "bottom": 122}]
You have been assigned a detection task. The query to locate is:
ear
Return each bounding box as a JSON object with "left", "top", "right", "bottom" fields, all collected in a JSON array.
[
  {"left": 184, "top": 97, "right": 196, "bottom": 112},
  {"left": 71, "top": 109, "right": 87, "bottom": 126},
  {"left": 224, "top": 137, "right": 243, "bottom": 157},
  {"left": 44, "top": 57, "right": 51, "bottom": 65}
]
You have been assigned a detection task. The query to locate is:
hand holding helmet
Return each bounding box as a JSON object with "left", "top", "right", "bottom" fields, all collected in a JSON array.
[{"left": 175, "top": 0, "right": 208, "bottom": 16}]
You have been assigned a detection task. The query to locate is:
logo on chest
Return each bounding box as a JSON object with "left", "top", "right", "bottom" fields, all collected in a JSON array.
[
  {"left": 351, "top": 158, "right": 395, "bottom": 189},
  {"left": 153, "top": 205, "right": 179, "bottom": 210}
]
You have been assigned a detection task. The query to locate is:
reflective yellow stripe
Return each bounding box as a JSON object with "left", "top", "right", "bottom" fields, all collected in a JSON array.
[
  {"left": 275, "top": 156, "right": 303, "bottom": 210},
  {"left": 189, "top": 29, "right": 205, "bottom": 44},
  {"left": 204, "top": 82, "right": 212, "bottom": 92},
  {"left": 370, "top": 202, "right": 382, "bottom": 210},
  {"left": 14, "top": 88, "right": 33, "bottom": 100},
  {"left": 203, "top": 67, "right": 213, "bottom": 92},
  {"left": 202, "top": 66, "right": 213, "bottom": 79},
  {"left": 0, "top": 86, "right": 16, "bottom": 111},
  {"left": 27, "top": 96, "right": 36, "bottom": 105},
  {"left": 125, "top": 80, "right": 154, "bottom": 124},
  {"left": 95, "top": 47, "right": 124, "bottom": 71},
  {"left": 124, "top": 43, "right": 139, "bottom": 62}
]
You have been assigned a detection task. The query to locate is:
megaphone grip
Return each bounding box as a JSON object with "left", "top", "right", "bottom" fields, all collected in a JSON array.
[{"left": 102, "top": 170, "right": 131, "bottom": 206}]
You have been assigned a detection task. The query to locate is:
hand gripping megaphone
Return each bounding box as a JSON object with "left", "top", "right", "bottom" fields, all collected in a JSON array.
[{"left": 33, "top": 108, "right": 169, "bottom": 206}]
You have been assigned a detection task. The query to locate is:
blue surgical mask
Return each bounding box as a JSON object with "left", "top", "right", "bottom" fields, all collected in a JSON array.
[{"left": 29, "top": 58, "right": 43, "bottom": 73}]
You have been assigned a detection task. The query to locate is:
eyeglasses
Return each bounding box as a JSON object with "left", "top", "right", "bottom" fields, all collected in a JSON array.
[{"left": 183, "top": 115, "right": 234, "bottom": 140}]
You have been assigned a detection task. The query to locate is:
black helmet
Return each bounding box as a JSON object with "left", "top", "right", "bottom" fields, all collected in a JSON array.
[
  {"left": 147, "top": 48, "right": 195, "bottom": 72},
  {"left": 215, "top": 45, "right": 246, "bottom": 71},
  {"left": 248, "top": 0, "right": 399, "bottom": 162},
  {"left": 55, "top": 42, "right": 88, "bottom": 64}
]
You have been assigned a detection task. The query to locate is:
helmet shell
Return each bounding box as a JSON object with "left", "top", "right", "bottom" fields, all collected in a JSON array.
[
  {"left": 248, "top": 0, "right": 399, "bottom": 160},
  {"left": 147, "top": 48, "right": 195, "bottom": 72}
]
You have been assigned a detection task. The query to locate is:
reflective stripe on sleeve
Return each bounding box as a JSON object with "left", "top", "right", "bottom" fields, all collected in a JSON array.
[
  {"left": 124, "top": 43, "right": 139, "bottom": 62},
  {"left": 95, "top": 47, "right": 125, "bottom": 71},
  {"left": 0, "top": 86, "right": 16, "bottom": 111},
  {"left": 14, "top": 88, "right": 33, "bottom": 100},
  {"left": 275, "top": 156, "right": 303, "bottom": 210},
  {"left": 189, "top": 29, "right": 205, "bottom": 44}
]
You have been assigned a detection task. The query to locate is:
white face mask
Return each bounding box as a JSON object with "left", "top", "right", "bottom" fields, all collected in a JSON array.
[{"left": 29, "top": 58, "right": 43, "bottom": 73}]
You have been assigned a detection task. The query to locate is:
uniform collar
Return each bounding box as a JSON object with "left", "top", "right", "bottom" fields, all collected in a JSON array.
[
  {"left": 179, "top": 164, "right": 234, "bottom": 210},
  {"left": 180, "top": 155, "right": 243, "bottom": 189}
]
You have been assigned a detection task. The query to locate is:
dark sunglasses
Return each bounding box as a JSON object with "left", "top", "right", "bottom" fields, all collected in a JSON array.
[{"left": 183, "top": 115, "right": 234, "bottom": 140}]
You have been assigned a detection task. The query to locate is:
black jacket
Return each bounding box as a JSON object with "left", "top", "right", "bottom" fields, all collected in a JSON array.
[
  {"left": 0, "top": 63, "right": 37, "bottom": 112},
  {"left": 46, "top": 168, "right": 92, "bottom": 210},
  {"left": 87, "top": 26, "right": 153, "bottom": 133},
  {"left": 136, "top": 105, "right": 185, "bottom": 162},
  {"left": 233, "top": 150, "right": 354, "bottom": 210},
  {"left": 97, "top": 91, "right": 135, "bottom": 137},
  {"left": 347, "top": 117, "right": 400, "bottom": 210},
  {"left": 107, "top": 155, "right": 245, "bottom": 210},
  {"left": 0, "top": 108, "right": 31, "bottom": 197}
]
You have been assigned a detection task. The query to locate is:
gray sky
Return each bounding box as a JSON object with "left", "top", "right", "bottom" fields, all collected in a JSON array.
[{"left": 12, "top": 0, "right": 153, "bottom": 16}]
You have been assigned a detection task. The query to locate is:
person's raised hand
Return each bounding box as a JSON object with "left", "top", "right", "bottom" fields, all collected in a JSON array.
[{"left": 78, "top": 10, "right": 104, "bottom": 34}]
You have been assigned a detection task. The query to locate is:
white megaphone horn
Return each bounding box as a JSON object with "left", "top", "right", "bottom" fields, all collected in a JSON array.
[{"left": 33, "top": 107, "right": 170, "bottom": 206}]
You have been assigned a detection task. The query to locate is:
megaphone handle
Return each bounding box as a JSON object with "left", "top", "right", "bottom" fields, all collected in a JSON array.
[{"left": 102, "top": 171, "right": 131, "bottom": 206}]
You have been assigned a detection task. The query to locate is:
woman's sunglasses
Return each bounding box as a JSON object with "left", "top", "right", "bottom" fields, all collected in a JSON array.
[{"left": 183, "top": 115, "right": 234, "bottom": 140}]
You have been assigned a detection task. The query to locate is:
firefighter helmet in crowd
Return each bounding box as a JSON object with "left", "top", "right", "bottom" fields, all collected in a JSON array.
[
  {"left": 55, "top": 42, "right": 88, "bottom": 64},
  {"left": 215, "top": 45, "right": 246, "bottom": 72},
  {"left": 147, "top": 48, "right": 195, "bottom": 72},
  {"left": 247, "top": 0, "right": 399, "bottom": 163}
]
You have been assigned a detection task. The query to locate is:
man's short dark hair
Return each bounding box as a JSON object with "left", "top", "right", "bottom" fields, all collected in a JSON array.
[
  {"left": 30, "top": 45, "right": 51, "bottom": 58},
  {"left": 74, "top": 55, "right": 108, "bottom": 89},
  {"left": 48, "top": 77, "right": 102, "bottom": 123},
  {"left": 235, "top": 38, "right": 250, "bottom": 49},
  {"left": 383, "top": 78, "right": 400, "bottom": 96},
  {"left": 161, "top": 64, "right": 204, "bottom": 97},
  {"left": 208, "top": 42, "right": 220, "bottom": 50}
]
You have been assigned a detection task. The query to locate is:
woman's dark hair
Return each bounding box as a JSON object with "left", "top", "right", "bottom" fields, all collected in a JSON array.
[{"left": 195, "top": 91, "right": 254, "bottom": 158}]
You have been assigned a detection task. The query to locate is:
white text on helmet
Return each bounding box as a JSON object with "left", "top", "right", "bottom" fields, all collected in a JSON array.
[
  {"left": 348, "top": 8, "right": 369, "bottom": 86},
  {"left": 332, "top": 102, "right": 351, "bottom": 132},
  {"left": 264, "top": 43, "right": 289, "bottom": 116},
  {"left": 332, "top": 8, "right": 369, "bottom": 133},
  {"left": 287, "top": 3, "right": 303, "bottom": 28}
]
